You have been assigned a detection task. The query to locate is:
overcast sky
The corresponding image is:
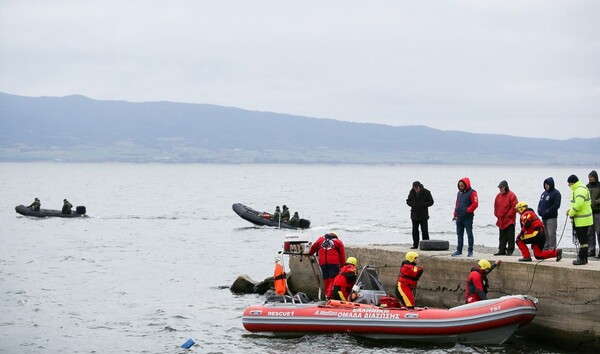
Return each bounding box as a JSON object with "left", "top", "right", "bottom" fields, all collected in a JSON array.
[{"left": 1, "top": 1, "right": 599, "bottom": 140}]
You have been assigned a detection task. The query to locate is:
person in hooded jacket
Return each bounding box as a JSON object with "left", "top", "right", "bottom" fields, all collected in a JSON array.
[
  {"left": 586, "top": 170, "right": 600, "bottom": 258},
  {"left": 452, "top": 177, "right": 478, "bottom": 257},
  {"left": 567, "top": 174, "right": 593, "bottom": 265},
  {"left": 281, "top": 205, "right": 290, "bottom": 223},
  {"left": 466, "top": 259, "right": 501, "bottom": 303},
  {"left": 493, "top": 180, "right": 518, "bottom": 255},
  {"left": 516, "top": 201, "right": 563, "bottom": 262},
  {"left": 395, "top": 251, "right": 424, "bottom": 309},
  {"left": 537, "top": 177, "right": 562, "bottom": 250},
  {"left": 406, "top": 181, "right": 434, "bottom": 249},
  {"left": 62, "top": 199, "right": 72, "bottom": 214},
  {"left": 288, "top": 211, "right": 300, "bottom": 227},
  {"left": 308, "top": 232, "right": 346, "bottom": 299},
  {"left": 270, "top": 206, "right": 281, "bottom": 222},
  {"left": 28, "top": 197, "right": 41, "bottom": 211},
  {"left": 331, "top": 257, "right": 358, "bottom": 302}
]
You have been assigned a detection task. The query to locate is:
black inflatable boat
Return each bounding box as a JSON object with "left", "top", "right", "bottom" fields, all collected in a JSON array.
[
  {"left": 15, "top": 205, "right": 88, "bottom": 218},
  {"left": 232, "top": 203, "right": 310, "bottom": 229}
]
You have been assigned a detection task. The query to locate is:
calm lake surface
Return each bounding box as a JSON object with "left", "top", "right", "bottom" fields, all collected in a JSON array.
[{"left": 1, "top": 163, "right": 590, "bottom": 353}]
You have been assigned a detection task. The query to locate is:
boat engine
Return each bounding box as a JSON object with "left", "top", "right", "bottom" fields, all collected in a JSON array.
[
  {"left": 282, "top": 234, "right": 310, "bottom": 255},
  {"left": 75, "top": 206, "right": 86, "bottom": 215}
]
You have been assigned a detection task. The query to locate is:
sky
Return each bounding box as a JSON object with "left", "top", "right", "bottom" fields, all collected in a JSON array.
[{"left": 1, "top": 1, "right": 599, "bottom": 140}]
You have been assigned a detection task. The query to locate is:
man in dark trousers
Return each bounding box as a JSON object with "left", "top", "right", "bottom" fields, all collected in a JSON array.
[
  {"left": 406, "top": 181, "right": 434, "bottom": 249},
  {"left": 308, "top": 232, "right": 346, "bottom": 299}
]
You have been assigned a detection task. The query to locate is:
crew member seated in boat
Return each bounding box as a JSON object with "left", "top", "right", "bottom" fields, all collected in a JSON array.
[
  {"left": 308, "top": 232, "right": 346, "bottom": 299},
  {"left": 281, "top": 205, "right": 290, "bottom": 223},
  {"left": 465, "top": 259, "right": 500, "bottom": 303},
  {"left": 515, "top": 202, "right": 563, "bottom": 262},
  {"left": 28, "top": 197, "right": 41, "bottom": 211},
  {"left": 270, "top": 206, "right": 281, "bottom": 221},
  {"left": 62, "top": 199, "right": 73, "bottom": 214},
  {"left": 331, "top": 257, "right": 358, "bottom": 302},
  {"left": 288, "top": 212, "right": 300, "bottom": 227},
  {"left": 395, "top": 251, "right": 423, "bottom": 309}
]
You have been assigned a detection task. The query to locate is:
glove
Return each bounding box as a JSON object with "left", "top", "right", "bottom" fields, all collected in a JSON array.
[{"left": 352, "top": 284, "right": 360, "bottom": 293}]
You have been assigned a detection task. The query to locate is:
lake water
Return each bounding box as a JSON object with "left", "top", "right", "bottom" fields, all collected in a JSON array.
[{"left": 1, "top": 162, "right": 589, "bottom": 353}]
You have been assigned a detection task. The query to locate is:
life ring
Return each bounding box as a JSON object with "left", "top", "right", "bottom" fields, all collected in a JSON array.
[{"left": 419, "top": 240, "right": 450, "bottom": 251}]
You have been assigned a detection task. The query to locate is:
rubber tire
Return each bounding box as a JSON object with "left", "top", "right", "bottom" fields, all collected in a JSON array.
[{"left": 419, "top": 240, "right": 450, "bottom": 251}]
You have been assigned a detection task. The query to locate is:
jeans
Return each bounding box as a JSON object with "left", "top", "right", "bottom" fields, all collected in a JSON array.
[{"left": 456, "top": 217, "right": 474, "bottom": 254}]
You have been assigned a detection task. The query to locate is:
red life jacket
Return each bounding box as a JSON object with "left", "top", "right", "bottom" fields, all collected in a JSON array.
[
  {"left": 331, "top": 264, "right": 357, "bottom": 301},
  {"left": 397, "top": 260, "right": 423, "bottom": 289},
  {"left": 519, "top": 209, "right": 544, "bottom": 240}
]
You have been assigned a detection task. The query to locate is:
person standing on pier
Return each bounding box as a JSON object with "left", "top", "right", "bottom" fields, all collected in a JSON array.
[
  {"left": 537, "top": 177, "right": 562, "bottom": 251},
  {"left": 452, "top": 177, "right": 478, "bottom": 257},
  {"left": 586, "top": 171, "right": 600, "bottom": 258},
  {"left": 406, "top": 181, "right": 434, "bottom": 249},
  {"left": 494, "top": 180, "right": 518, "bottom": 256},
  {"left": 567, "top": 174, "right": 593, "bottom": 265}
]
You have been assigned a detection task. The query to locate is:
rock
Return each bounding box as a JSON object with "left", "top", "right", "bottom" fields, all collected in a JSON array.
[
  {"left": 254, "top": 276, "right": 274, "bottom": 294},
  {"left": 230, "top": 274, "right": 257, "bottom": 294}
]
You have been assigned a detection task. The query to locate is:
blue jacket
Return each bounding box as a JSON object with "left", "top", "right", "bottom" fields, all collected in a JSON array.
[{"left": 537, "top": 177, "right": 561, "bottom": 220}]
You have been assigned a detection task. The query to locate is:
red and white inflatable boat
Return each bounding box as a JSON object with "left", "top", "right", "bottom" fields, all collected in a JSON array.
[
  {"left": 242, "top": 295, "right": 537, "bottom": 344},
  {"left": 242, "top": 267, "right": 537, "bottom": 345}
]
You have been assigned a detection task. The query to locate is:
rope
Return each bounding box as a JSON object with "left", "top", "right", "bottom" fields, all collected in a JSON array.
[
  {"left": 555, "top": 216, "right": 569, "bottom": 249},
  {"left": 523, "top": 258, "right": 545, "bottom": 295}
]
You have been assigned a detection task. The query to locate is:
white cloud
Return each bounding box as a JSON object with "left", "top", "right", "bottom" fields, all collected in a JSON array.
[{"left": 1, "top": 0, "right": 599, "bottom": 139}]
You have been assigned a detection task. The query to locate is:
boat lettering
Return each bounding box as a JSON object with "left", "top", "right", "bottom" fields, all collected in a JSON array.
[
  {"left": 351, "top": 308, "right": 390, "bottom": 314},
  {"left": 404, "top": 313, "right": 418, "bottom": 319},
  {"left": 338, "top": 312, "right": 363, "bottom": 318},
  {"left": 249, "top": 310, "right": 262, "bottom": 316},
  {"left": 489, "top": 306, "right": 501, "bottom": 312},
  {"left": 314, "top": 310, "right": 338, "bottom": 316},
  {"left": 364, "top": 313, "right": 400, "bottom": 319},
  {"left": 267, "top": 311, "right": 294, "bottom": 317}
]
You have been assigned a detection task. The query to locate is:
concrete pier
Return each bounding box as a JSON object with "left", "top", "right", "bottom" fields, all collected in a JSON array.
[{"left": 286, "top": 244, "right": 600, "bottom": 351}]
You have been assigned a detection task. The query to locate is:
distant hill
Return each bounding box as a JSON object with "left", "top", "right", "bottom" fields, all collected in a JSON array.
[{"left": 0, "top": 92, "right": 598, "bottom": 164}]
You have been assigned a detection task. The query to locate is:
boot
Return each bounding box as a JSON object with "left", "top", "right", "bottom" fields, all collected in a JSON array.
[
  {"left": 556, "top": 249, "right": 562, "bottom": 262},
  {"left": 588, "top": 249, "right": 596, "bottom": 257},
  {"left": 573, "top": 248, "right": 588, "bottom": 265}
]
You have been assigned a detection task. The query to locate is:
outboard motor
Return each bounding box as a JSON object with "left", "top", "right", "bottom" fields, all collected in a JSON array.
[
  {"left": 75, "top": 206, "right": 86, "bottom": 215},
  {"left": 298, "top": 219, "right": 311, "bottom": 229},
  {"left": 282, "top": 234, "right": 310, "bottom": 255}
]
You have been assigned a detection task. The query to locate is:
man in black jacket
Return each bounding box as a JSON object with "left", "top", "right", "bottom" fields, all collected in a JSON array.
[{"left": 406, "top": 181, "right": 434, "bottom": 249}]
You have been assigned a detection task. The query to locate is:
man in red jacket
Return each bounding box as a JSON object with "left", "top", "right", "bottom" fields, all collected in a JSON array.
[
  {"left": 395, "top": 251, "right": 424, "bottom": 309},
  {"left": 331, "top": 257, "right": 358, "bottom": 302},
  {"left": 494, "top": 180, "right": 518, "bottom": 255},
  {"left": 466, "top": 259, "right": 500, "bottom": 303},
  {"left": 308, "top": 232, "right": 346, "bottom": 299}
]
